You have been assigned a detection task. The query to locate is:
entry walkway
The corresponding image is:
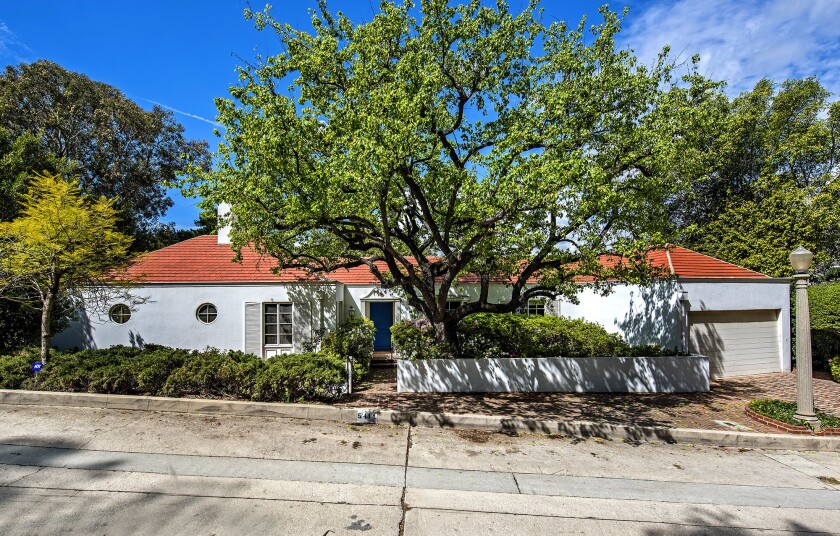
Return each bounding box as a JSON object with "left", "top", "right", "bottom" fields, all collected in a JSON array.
[{"left": 341, "top": 368, "right": 840, "bottom": 433}]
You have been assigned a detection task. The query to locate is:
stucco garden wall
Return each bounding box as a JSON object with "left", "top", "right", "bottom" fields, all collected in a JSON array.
[{"left": 398, "top": 355, "right": 711, "bottom": 393}]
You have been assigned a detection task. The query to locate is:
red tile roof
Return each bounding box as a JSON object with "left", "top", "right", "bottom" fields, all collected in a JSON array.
[{"left": 123, "top": 236, "right": 769, "bottom": 284}]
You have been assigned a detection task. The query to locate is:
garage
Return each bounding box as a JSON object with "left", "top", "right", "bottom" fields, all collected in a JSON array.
[{"left": 688, "top": 310, "right": 782, "bottom": 379}]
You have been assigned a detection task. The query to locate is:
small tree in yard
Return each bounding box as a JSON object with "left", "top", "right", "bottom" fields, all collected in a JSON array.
[
  {"left": 0, "top": 172, "right": 133, "bottom": 362},
  {"left": 184, "top": 1, "right": 722, "bottom": 352}
]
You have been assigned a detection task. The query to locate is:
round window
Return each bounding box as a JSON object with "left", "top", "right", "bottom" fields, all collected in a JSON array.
[
  {"left": 109, "top": 304, "right": 131, "bottom": 324},
  {"left": 196, "top": 303, "right": 218, "bottom": 324}
]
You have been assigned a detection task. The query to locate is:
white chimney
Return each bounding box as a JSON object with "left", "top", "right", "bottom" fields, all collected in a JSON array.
[{"left": 217, "top": 202, "right": 232, "bottom": 245}]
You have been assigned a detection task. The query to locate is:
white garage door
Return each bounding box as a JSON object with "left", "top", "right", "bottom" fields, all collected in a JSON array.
[{"left": 688, "top": 310, "right": 781, "bottom": 379}]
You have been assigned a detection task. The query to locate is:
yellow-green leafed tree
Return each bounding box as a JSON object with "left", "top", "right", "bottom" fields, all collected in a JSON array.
[{"left": 0, "top": 172, "right": 133, "bottom": 362}]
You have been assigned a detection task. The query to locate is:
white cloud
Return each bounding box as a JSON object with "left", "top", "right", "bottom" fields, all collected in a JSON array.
[
  {"left": 138, "top": 98, "right": 225, "bottom": 129},
  {"left": 620, "top": 0, "right": 840, "bottom": 97},
  {"left": 0, "top": 21, "right": 33, "bottom": 63}
]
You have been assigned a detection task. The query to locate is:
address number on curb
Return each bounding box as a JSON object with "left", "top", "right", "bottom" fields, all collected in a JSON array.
[{"left": 356, "top": 409, "right": 377, "bottom": 424}]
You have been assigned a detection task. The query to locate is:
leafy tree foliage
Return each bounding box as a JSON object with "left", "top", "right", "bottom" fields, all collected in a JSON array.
[
  {"left": 0, "top": 173, "right": 133, "bottom": 362},
  {"left": 0, "top": 60, "right": 211, "bottom": 249},
  {"left": 185, "top": 1, "right": 721, "bottom": 349},
  {"left": 671, "top": 78, "right": 840, "bottom": 277}
]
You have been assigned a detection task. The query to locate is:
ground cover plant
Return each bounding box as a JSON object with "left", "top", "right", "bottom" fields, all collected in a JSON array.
[
  {"left": 0, "top": 319, "right": 374, "bottom": 402},
  {"left": 748, "top": 399, "right": 840, "bottom": 429},
  {"left": 392, "top": 314, "right": 683, "bottom": 360}
]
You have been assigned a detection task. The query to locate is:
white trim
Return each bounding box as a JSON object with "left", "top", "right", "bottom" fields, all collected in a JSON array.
[
  {"left": 262, "top": 302, "right": 294, "bottom": 349},
  {"left": 359, "top": 288, "right": 402, "bottom": 301}
]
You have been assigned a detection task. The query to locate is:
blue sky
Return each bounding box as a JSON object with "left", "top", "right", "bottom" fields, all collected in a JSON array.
[{"left": 2, "top": 0, "right": 838, "bottom": 229}]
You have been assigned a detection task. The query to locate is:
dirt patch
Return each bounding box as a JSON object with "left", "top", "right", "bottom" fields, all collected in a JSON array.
[
  {"left": 818, "top": 476, "right": 840, "bottom": 485},
  {"left": 453, "top": 429, "right": 495, "bottom": 443}
]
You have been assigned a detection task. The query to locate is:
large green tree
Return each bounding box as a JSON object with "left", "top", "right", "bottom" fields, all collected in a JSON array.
[
  {"left": 0, "top": 173, "right": 133, "bottom": 362},
  {"left": 670, "top": 78, "right": 840, "bottom": 277},
  {"left": 185, "top": 1, "right": 721, "bottom": 349},
  {"left": 0, "top": 60, "right": 212, "bottom": 351},
  {"left": 0, "top": 59, "right": 211, "bottom": 250}
]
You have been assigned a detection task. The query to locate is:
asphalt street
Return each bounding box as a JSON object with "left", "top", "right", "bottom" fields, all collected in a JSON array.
[{"left": 0, "top": 404, "right": 839, "bottom": 534}]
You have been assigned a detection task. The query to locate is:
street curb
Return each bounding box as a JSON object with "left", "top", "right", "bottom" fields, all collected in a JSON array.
[{"left": 2, "top": 389, "right": 838, "bottom": 452}]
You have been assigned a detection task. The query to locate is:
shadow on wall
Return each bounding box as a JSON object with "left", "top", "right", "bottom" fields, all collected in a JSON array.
[
  {"left": 128, "top": 331, "right": 146, "bottom": 349},
  {"left": 286, "top": 283, "right": 338, "bottom": 348},
  {"left": 397, "top": 355, "right": 710, "bottom": 394},
  {"left": 687, "top": 319, "right": 725, "bottom": 378},
  {"left": 52, "top": 306, "right": 98, "bottom": 350},
  {"left": 615, "top": 281, "right": 682, "bottom": 349}
]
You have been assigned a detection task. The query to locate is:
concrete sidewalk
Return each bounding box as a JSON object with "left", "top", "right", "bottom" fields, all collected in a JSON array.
[
  {"left": 1, "top": 405, "right": 840, "bottom": 534},
  {"left": 3, "top": 443, "right": 838, "bottom": 510}
]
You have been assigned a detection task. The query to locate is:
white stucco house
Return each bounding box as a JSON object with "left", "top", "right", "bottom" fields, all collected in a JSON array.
[{"left": 54, "top": 225, "right": 791, "bottom": 379}]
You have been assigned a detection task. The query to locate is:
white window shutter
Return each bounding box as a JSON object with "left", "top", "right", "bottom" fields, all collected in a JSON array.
[{"left": 244, "top": 302, "right": 262, "bottom": 357}]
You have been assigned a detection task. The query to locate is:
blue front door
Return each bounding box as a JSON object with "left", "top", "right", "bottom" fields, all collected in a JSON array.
[{"left": 369, "top": 302, "right": 394, "bottom": 351}]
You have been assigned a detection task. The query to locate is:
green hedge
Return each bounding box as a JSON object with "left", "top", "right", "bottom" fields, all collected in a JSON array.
[
  {"left": 0, "top": 345, "right": 349, "bottom": 402},
  {"left": 0, "top": 316, "right": 375, "bottom": 401},
  {"left": 392, "top": 314, "right": 682, "bottom": 360},
  {"left": 253, "top": 352, "right": 346, "bottom": 402},
  {"left": 830, "top": 356, "right": 840, "bottom": 383},
  {"left": 748, "top": 399, "right": 840, "bottom": 429},
  {"left": 808, "top": 283, "right": 840, "bottom": 371}
]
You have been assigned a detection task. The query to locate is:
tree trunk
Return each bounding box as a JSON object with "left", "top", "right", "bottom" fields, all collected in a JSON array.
[
  {"left": 433, "top": 316, "right": 460, "bottom": 357},
  {"left": 40, "top": 291, "right": 54, "bottom": 364}
]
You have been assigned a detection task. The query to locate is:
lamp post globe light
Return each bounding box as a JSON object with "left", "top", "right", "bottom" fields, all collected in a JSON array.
[{"left": 789, "top": 246, "right": 820, "bottom": 430}]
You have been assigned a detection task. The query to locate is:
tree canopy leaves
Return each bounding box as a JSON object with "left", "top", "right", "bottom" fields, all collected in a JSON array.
[
  {"left": 0, "top": 172, "right": 133, "bottom": 361},
  {"left": 185, "top": 0, "right": 722, "bottom": 346},
  {"left": 0, "top": 59, "right": 211, "bottom": 249},
  {"left": 670, "top": 78, "right": 840, "bottom": 277}
]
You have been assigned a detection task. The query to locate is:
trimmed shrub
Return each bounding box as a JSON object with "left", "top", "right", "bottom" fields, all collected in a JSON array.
[
  {"left": 321, "top": 316, "right": 376, "bottom": 378},
  {"left": 510, "top": 315, "right": 627, "bottom": 358},
  {"left": 32, "top": 346, "right": 141, "bottom": 393},
  {"left": 830, "top": 356, "right": 840, "bottom": 383},
  {"left": 0, "top": 347, "right": 40, "bottom": 389},
  {"left": 252, "top": 351, "right": 347, "bottom": 402},
  {"left": 160, "top": 349, "right": 264, "bottom": 399},
  {"left": 0, "top": 345, "right": 349, "bottom": 402},
  {"left": 808, "top": 283, "right": 840, "bottom": 370},
  {"left": 748, "top": 398, "right": 840, "bottom": 429},
  {"left": 392, "top": 314, "right": 677, "bottom": 360}
]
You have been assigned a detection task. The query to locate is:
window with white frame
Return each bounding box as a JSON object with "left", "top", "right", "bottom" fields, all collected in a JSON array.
[
  {"left": 445, "top": 300, "right": 462, "bottom": 311},
  {"left": 264, "top": 303, "right": 293, "bottom": 346},
  {"left": 515, "top": 299, "right": 546, "bottom": 316},
  {"left": 196, "top": 303, "right": 217, "bottom": 324}
]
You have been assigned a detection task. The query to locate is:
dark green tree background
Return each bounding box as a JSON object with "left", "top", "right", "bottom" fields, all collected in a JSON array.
[{"left": 0, "top": 60, "right": 212, "bottom": 352}]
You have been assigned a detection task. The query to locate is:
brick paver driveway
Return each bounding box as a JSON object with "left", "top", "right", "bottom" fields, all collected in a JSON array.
[{"left": 340, "top": 368, "right": 840, "bottom": 434}]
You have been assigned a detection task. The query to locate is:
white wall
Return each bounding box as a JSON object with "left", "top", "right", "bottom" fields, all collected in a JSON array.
[
  {"left": 53, "top": 283, "right": 338, "bottom": 354},
  {"left": 55, "top": 278, "right": 790, "bottom": 374},
  {"left": 398, "top": 355, "right": 711, "bottom": 393},
  {"left": 559, "top": 280, "right": 791, "bottom": 371}
]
